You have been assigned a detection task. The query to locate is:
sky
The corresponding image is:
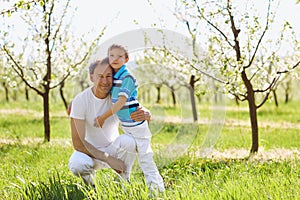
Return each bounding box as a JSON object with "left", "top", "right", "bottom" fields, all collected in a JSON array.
[
  {"left": 1, "top": 0, "right": 300, "bottom": 56},
  {"left": 71, "top": 0, "right": 182, "bottom": 40},
  {"left": 70, "top": 0, "right": 300, "bottom": 56},
  {"left": 70, "top": 0, "right": 300, "bottom": 35}
]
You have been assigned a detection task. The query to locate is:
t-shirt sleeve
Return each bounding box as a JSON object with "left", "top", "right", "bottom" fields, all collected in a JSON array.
[
  {"left": 70, "top": 95, "right": 85, "bottom": 120},
  {"left": 119, "top": 76, "right": 136, "bottom": 98}
]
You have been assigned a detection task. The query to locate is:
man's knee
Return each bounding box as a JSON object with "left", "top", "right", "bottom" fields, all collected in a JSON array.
[{"left": 68, "top": 152, "right": 94, "bottom": 176}]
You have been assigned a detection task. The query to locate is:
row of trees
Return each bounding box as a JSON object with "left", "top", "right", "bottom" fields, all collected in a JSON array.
[
  {"left": 1, "top": 0, "right": 300, "bottom": 154},
  {"left": 144, "top": 0, "right": 300, "bottom": 153}
]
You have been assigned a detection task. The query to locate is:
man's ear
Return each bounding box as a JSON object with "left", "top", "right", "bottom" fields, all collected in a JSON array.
[{"left": 90, "top": 74, "right": 94, "bottom": 82}]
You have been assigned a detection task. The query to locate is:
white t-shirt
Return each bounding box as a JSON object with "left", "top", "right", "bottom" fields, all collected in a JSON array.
[{"left": 70, "top": 86, "right": 119, "bottom": 149}]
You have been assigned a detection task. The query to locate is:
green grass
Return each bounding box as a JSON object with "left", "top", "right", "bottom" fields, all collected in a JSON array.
[
  {"left": 162, "top": 157, "right": 300, "bottom": 200},
  {"left": 0, "top": 99, "right": 299, "bottom": 199},
  {"left": 224, "top": 100, "right": 300, "bottom": 123},
  {"left": 1, "top": 143, "right": 299, "bottom": 199},
  {"left": 0, "top": 115, "right": 70, "bottom": 139}
]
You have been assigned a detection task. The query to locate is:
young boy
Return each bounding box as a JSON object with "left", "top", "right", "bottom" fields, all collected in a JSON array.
[{"left": 94, "top": 44, "right": 165, "bottom": 193}]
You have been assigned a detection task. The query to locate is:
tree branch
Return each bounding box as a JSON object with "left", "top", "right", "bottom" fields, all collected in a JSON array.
[
  {"left": 249, "top": 68, "right": 260, "bottom": 82},
  {"left": 42, "top": 0, "right": 53, "bottom": 85},
  {"left": 277, "top": 60, "right": 300, "bottom": 74},
  {"left": 256, "top": 75, "right": 280, "bottom": 109},
  {"left": 165, "top": 47, "right": 228, "bottom": 84},
  {"left": 245, "top": 0, "right": 271, "bottom": 69},
  {"left": 0, "top": 0, "right": 38, "bottom": 16},
  {"left": 193, "top": 0, "right": 234, "bottom": 48},
  {"left": 51, "top": 25, "right": 107, "bottom": 89},
  {"left": 50, "top": 0, "right": 71, "bottom": 53},
  {"left": 229, "top": 90, "right": 247, "bottom": 101},
  {"left": 2, "top": 46, "right": 43, "bottom": 96},
  {"left": 50, "top": 71, "right": 71, "bottom": 89},
  {"left": 226, "top": 0, "right": 241, "bottom": 61}
]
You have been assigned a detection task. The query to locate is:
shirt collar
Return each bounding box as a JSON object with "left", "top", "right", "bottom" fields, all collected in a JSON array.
[{"left": 114, "top": 65, "right": 127, "bottom": 79}]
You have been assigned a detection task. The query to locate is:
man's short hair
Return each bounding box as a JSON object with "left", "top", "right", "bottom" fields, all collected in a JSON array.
[{"left": 89, "top": 57, "right": 110, "bottom": 74}]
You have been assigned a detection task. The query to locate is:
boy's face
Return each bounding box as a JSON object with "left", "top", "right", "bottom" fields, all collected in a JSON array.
[{"left": 108, "top": 48, "right": 129, "bottom": 72}]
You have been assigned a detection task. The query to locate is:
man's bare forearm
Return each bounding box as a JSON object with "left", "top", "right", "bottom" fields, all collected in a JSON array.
[
  {"left": 70, "top": 118, "right": 125, "bottom": 172},
  {"left": 71, "top": 118, "right": 109, "bottom": 161}
]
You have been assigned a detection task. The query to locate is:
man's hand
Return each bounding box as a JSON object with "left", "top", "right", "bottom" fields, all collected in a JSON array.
[
  {"left": 106, "top": 155, "right": 126, "bottom": 174},
  {"left": 130, "top": 106, "right": 151, "bottom": 122},
  {"left": 94, "top": 116, "right": 105, "bottom": 128}
]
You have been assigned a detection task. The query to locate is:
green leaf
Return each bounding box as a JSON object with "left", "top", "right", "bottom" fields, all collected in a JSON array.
[
  {"left": 40, "top": 0, "right": 45, "bottom": 6},
  {"left": 7, "top": 10, "right": 11, "bottom": 17}
]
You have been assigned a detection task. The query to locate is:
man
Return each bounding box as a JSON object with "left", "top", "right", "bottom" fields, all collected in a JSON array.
[{"left": 68, "top": 58, "right": 150, "bottom": 186}]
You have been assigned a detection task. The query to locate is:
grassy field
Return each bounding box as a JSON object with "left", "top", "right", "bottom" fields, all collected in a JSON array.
[{"left": 0, "top": 99, "right": 299, "bottom": 199}]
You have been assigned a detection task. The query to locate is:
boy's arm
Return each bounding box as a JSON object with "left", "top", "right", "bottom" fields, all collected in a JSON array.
[{"left": 94, "top": 95, "right": 127, "bottom": 127}]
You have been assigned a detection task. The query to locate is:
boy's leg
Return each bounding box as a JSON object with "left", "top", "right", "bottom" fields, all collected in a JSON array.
[
  {"left": 135, "top": 137, "right": 165, "bottom": 192},
  {"left": 122, "top": 122, "right": 165, "bottom": 192}
]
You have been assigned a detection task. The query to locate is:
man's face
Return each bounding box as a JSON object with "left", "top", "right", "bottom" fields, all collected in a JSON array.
[{"left": 91, "top": 64, "right": 113, "bottom": 98}]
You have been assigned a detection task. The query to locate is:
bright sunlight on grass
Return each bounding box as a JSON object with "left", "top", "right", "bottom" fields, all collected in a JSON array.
[{"left": 0, "top": 100, "right": 299, "bottom": 199}]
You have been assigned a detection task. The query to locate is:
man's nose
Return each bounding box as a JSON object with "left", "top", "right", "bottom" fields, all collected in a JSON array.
[{"left": 100, "top": 77, "right": 108, "bottom": 83}]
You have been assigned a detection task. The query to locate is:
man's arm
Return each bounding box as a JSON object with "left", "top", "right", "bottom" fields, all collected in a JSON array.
[{"left": 71, "top": 118, "right": 126, "bottom": 173}]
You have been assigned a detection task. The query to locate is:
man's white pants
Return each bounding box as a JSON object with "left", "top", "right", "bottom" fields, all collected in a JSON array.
[
  {"left": 122, "top": 121, "right": 165, "bottom": 192},
  {"left": 68, "top": 134, "right": 136, "bottom": 185}
]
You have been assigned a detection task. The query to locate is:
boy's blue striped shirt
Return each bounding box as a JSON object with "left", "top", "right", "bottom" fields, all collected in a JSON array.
[{"left": 111, "top": 65, "right": 143, "bottom": 127}]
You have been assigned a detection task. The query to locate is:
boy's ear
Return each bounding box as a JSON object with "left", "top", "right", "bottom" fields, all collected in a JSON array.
[{"left": 125, "top": 57, "right": 129, "bottom": 63}]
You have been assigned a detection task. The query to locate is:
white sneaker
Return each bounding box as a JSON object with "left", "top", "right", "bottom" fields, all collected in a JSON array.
[
  {"left": 148, "top": 183, "right": 165, "bottom": 198},
  {"left": 81, "top": 174, "right": 95, "bottom": 186}
]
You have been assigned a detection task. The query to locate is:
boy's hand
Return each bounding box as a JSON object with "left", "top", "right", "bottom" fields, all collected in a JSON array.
[
  {"left": 94, "top": 116, "right": 105, "bottom": 128},
  {"left": 130, "top": 106, "right": 151, "bottom": 122}
]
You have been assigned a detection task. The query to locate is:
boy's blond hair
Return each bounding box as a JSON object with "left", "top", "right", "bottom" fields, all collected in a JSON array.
[{"left": 107, "top": 44, "right": 129, "bottom": 59}]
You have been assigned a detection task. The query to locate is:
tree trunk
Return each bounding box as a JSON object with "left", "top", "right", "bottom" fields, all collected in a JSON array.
[
  {"left": 43, "top": 91, "right": 50, "bottom": 142},
  {"left": 44, "top": 6, "right": 51, "bottom": 142},
  {"left": 241, "top": 71, "right": 259, "bottom": 153},
  {"left": 59, "top": 80, "right": 68, "bottom": 111},
  {"left": 2, "top": 82, "right": 9, "bottom": 102},
  {"left": 171, "top": 88, "right": 176, "bottom": 107},
  {"left": 284, "top": 80, "right": 291, "bottom": 104},
  {"left": 214, "top": 85, "right": 218, "bottom": 103},
  {"left": 79, "top": 80, "right": 87, "bottom": 91},
  {"left": 248, "top": 96, "right": 258, "bottom": 153},
  {"left": 235, "top": 96, "right": 239, "bottom": 105},
  {"left": 189, "top": 75, "right": 197, "bottom": 122},
  {"left": 25, "top": 85, "right": 29, "bottom": 101},
  {"left": 12, "top": 90, "right": 17, "bottom": 101},
  {"left": 196, "top": 94, "right": 201, "bottom": 103},
  {"left": 156, "top": 85, "right": 161, "bottom": 104},
  {"left": 285, "top": 93, "right": 289, "bottom": 104},
  {"left": 272, "top": 90, "right": 278, "bottom": 107}
]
